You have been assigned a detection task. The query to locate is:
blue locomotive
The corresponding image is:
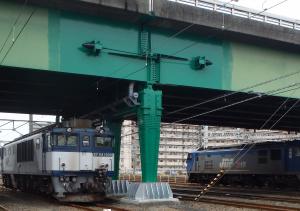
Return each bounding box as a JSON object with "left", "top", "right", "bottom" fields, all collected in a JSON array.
[{"left": 187, "top": 140, "right": 300, "bottom": 186}]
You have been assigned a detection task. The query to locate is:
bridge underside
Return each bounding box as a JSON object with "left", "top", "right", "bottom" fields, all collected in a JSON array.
[{"left": 1, "top": 66, "right": 299, "bottom": 131}]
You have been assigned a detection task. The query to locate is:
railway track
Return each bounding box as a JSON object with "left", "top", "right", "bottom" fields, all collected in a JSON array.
[
  {"left": 171, "top": 183, "right": 300, "bottom": 196},
  {"left": 176, "top": 194, "right": 300, "bottom": 211},
  {"left": 0, "top": 204, "right": 9, "bottom": 211},
  {"left": 68, "top": 203, "right": 130, "bottom": 211},
  {"left": 172, "top": 186, "right": 300, "bottom": 204},
  {"left": 172, "top": 185, "right": 300, "bottom": 211}
]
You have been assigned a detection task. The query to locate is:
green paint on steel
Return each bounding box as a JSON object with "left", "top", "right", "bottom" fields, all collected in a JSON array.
[
  {"left": 151, "top": 28, "right": 228, "bottom": 90},
  {"left": 221, "top": 41, "right": 233, "bottom": 90},
  {"left": 48, "top": 10, "right": 60, "bottom": 71},
  {"left": 231, "top": 42, "right": 300, "bottom": 98},
  {"left": 58, "top": 12, "right": 146, "bottom": 80},
  {"left": 1, "top": 2, "right": 300, "bottom": 99},
  {"left": 137, "top": 85, "right": 162, "bottom": 182},
  {"left": 108, "top": 120, "right": 122, "bottom": 180},
  {"left": 0, "top": 1, "right": 49, "bottom": 69}
]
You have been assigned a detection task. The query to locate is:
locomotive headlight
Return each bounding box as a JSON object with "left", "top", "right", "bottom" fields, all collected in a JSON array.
[
  {"left": 59, "top": 176, "right": 64, "bottom": 182},
  {"left": 67, "top": 127, "right": 72, "bottom": 133},
  {"left": 96, "top": 126, "right": 105, "bottom": 134},
  {"left": 71, "top": 177, "right": 77, "bottom": 183}
]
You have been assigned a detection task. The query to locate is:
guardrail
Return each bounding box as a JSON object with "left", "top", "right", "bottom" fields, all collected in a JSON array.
[
  {"left": 168, "top": 0, "right": 300, "bottom": 31},
  {"left": 119, "top": 174, "right": 189, "bottom": 183}
]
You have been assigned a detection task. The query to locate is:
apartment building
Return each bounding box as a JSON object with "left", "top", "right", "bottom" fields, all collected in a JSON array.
[
  {"left": 120, "top": 120, "right": 202, "bottom": 174},
  {"left": 203, "top": 126, "right": 300, "bottom": 147}
]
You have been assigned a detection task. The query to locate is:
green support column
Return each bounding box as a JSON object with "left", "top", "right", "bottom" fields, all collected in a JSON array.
[
  {"left": 108, "top": 120, "right": 123, "bottom": 180},
  {"left": 138, "top": 85, "right": 162, "bottom": 182}
]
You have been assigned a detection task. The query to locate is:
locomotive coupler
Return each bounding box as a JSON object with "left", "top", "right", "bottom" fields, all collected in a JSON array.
[{"left": 95, "top": 164, "right": 110, "bottom": 191}]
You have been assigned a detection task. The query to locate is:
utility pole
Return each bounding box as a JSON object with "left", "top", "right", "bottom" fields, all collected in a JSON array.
[{"left": 29, "top": 114, "right": 33, "bottom": 133}]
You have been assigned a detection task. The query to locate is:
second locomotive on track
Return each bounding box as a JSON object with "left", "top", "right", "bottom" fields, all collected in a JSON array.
[{"left": 187, "top": 140, "right": 300, "bottom": 186}]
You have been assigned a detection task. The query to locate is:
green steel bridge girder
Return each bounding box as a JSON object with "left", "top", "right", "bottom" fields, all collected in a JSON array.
[{"left": 1, "top": 1, "right": 300, "bottom": 98}]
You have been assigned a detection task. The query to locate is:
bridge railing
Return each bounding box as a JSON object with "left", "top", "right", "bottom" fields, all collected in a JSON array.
[{"left": 168, "top": 0, "right": 300, "bottom": 31}]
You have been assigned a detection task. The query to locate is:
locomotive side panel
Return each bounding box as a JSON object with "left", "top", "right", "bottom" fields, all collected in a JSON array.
[
  {"left": 187, "top": 141, "right": 298, "bottom": 185},
  {"left": 3, "top": 134, "right": 45, "bottom": 175},
  {"left": 285, "top": 142, "right": 300, "bottom": 174}
]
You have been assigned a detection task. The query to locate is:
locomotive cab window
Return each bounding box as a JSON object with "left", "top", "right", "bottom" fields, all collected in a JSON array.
[
  {"left": 295, "top": 147, "right": 300, "bottom": 157},
  {"left": 270, "top": 149, "right": 281, "bottom": 160},
  {"left": 82, "top": 136, "right": 90, "bottom": 147},
  {"left": 257, "top": 150, "right": 268, "bottom": 164},
  {"left": 95, "top": 136, "right": 112, "bottom": 147},
  {"left": 53, "top": 134, "right": 78, "bottom": 146},
  {"left": 57, "top": 134, "right": 66, "bottom": 146},
  {"left": 258, "top": 150, "right": 268, "bottom": 156},
  {"left": 66, "top": 135, "right": 77, "bottom": 146}
]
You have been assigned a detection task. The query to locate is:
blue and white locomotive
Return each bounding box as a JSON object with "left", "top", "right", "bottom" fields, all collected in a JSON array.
[
  {"left": 187, "top": 140, "right": 300, "bottom": 186},
  {"left": 0, "top": 121, "right": 115, "bottom": 202}
]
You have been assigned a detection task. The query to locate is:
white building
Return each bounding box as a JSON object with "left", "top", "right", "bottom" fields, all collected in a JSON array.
[
  {"left": 120, "top": 121, "right": 202, "bottom": 175},
  {"left": 203, "top": 126, "right": 300, "bottom": 148}
]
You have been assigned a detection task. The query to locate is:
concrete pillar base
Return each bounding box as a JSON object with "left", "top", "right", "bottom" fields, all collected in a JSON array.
[
  {"left": 106, "top": 180, "right": 129, "bottom": 197},
  {"left": 123, "top": 182, "right": 179, "bottom": 203}
]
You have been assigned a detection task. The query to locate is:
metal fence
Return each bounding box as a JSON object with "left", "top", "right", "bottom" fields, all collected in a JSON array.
[
  {"left": 168, "top": 0, "right": 300, "bottom": 30},
  {"left": 120, "top": 174, "right": 189, "bottom": 183}
]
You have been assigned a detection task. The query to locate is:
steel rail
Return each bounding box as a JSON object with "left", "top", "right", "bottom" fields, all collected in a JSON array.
[
  {"left": 0, "top": 205, "right": 9, "bottom": 211},
  {"left": 172, "top": 186, "right": 300, "bottom": 204},
  {"left": 68, "top": 203, "right": 130, "bottom": 211},
  {"left": 68, "top": 204, "right": 96, "bottom": 211},
  {"left": 95, "top": 203, "right": 130, "bottom": 211},
  {"left": 174, "top": 193, "right": 300, "bottom": 211}
]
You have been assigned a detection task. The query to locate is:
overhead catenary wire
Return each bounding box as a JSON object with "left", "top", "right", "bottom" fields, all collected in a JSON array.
[
  {"left": 0, "top": 0, "right": 28, "bottom": 58},
  {"left": 0, "top": 8, "right": 36, "bottom": 65},
  {"left": 172, "top": 83, "right": 300, "bottom": 124},
  {"left": 120, "top": 82, "right": 300, "bottom": 138},
  {"left": 166, "top": 70, "right": 300, "bottom": 116},
  {"left": 194, "top": 96, "right": 299, "bottom": 201}
]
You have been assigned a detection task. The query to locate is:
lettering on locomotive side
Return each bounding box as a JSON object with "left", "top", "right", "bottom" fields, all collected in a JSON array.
[
  {"left": 219, "top": 158, "right": 246, "bottom": 169},
  {"left": 93, "top": 153, "right": 113, "bottom": 157}
]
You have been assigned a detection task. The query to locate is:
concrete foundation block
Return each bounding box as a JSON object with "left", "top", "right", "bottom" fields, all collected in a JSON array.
[
  {"left": 125, "top": 182, "right": 179, "bottom": 203},
  {"left": 106, "top": 180, "right": 129, "bottom": 197}
]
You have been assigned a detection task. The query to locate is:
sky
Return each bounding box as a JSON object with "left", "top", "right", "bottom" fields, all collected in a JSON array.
[
  {"left": 0, "top": 0, "right": 299, "bottom": 144},
  {"left": 220, "top": 0, "right": 300, "bottom": 20},
  {"left": 0, "top": 113, "right": 56, "bottom": 144}
]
